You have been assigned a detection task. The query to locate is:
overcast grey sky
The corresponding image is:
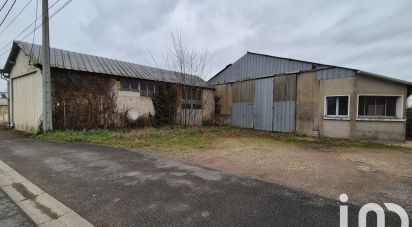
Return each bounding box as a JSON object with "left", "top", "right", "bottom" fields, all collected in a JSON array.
[{"left": 0, "top": 0, "right": 411, "bottom": 104}]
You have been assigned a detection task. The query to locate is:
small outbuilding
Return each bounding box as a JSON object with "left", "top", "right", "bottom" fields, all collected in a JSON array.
[
  {"left": 0, "top": 92, "right": 7, "bottom": 126},
  {"left": 1, "top": 41, "right": 214, "bottom": 133},
  {"left": 209, "top": 52, "right": 412, "bottom": 141}
]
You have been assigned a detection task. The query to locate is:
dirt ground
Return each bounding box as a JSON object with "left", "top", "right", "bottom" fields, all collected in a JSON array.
[{"left": 160, "top": 138, "right": 412, "bottom": 212}]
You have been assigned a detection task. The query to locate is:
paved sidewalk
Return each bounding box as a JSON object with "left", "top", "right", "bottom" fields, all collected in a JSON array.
[
  {"left": 0, "top": 188, "right": 35, "bottom": 227},
  {"left": 0, "top": 129, "right": 404, "bottom": 226},
  {"left": 0, "top": 160, "right": 93, "bottom": 226}
]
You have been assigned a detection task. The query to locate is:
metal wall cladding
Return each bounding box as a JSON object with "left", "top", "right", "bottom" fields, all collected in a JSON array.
[
  {"left": 315, "top": 68, "right": 355, "bottom": 80},
  {"left": 231, "top": 76, "right": 297, "bottom": 132},
  {"left": 232, "top": 80, "right": 255, "bottom": 103},
  {"left": 232, "top": 102, "right": 254, "bottom": 128},
  {"left": 254, "top": 78, "right": 274, "bottom": 131},
  {"left": 273, "top": 101, "right": 296, "bottom": 132},
  {"left": 272, "top": 75, "right": 296, "bottom": 132},
  {"left": 273, "top": 75, "right": 296, "bottom": 101},
  {"left": 209, "top": 53, "right": 314, "bottom": 85}
]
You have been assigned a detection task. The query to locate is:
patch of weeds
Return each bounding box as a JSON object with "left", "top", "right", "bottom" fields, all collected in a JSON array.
[{"left": 36, "top": 126, "right": 408, "bottom": 153}]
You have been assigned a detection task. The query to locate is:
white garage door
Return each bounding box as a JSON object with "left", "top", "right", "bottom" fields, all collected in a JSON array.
[{"left": 12, "top": 72, "right": 43, "bottom": 133}]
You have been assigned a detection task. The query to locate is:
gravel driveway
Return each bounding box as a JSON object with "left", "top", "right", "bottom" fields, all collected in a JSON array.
[{"left": 170, "top": 138, "right": 412, "bottom": 213}]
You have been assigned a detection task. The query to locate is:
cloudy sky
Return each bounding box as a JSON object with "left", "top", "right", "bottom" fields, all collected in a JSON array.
[{"left": 0, "top": 0, "right": 411, "bottom": 103}]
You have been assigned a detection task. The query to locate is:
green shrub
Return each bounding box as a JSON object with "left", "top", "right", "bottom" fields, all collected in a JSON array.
[{"left": 151, "top": 83, "right": 177, "bottom": 127}]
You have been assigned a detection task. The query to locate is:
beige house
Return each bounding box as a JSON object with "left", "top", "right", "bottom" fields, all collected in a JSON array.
[
  {"left": 209, "top": 52, "right": 412, "bottom": 141},
  {"left": 0, "top": 92, "right": 7, "bottom": 126},
  {"left": 1, "top": 41, "right": 214, "bottom": 133}
]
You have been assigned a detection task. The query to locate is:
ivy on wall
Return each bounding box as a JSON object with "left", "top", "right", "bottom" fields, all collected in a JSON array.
[
  {"left": 52, "top": 70, "right": 128, "bottom": 130},
  {"left": 151, "top": 83, "right": 177, "bottom": 127}
]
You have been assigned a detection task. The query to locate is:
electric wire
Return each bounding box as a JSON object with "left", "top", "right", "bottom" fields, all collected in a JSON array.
[
  {"left": 0, "top": 0, "right": 9, "bottom": 13},
  {"left": 0, "top": 0, "right": 17, "bottom": 28},
  {"left": 0, "top": 0, "right": 65, "bottom": 55},
  {"left": 28, "top": 0, "right": 38, "bottom": 57},
  {"left": 0, "top": 0, "right": 33, "bottom": 35}
]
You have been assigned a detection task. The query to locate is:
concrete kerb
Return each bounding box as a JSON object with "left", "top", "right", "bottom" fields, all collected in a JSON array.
[{"left": 0, "top": 160, "right": 93, "bottom": 227}]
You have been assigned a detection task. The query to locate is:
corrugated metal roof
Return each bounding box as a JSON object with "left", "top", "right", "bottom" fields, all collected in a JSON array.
[
  {"left": 209, "top": 51, "right": 412, "bottom": 86},
  {"left": 315, "top": 67, "right": 355, "bottom": 80},
  {"left": 4, "top": 41, "right": 210, "bottom": 88},
  {"left": 208, "top": 52, "right": 327, "bottom": 85}
]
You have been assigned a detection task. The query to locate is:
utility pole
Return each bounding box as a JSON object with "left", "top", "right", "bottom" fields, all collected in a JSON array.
[{"left": 42, "top": 0, "right": 53, "bottom": 131}]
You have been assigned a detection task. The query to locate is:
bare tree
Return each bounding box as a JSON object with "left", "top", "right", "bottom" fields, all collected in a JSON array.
[{"left": 167, "top": 32, "right": 212, "bottom": 127}]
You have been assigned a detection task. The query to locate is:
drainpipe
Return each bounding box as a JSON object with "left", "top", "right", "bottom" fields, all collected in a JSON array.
[{"left": 0, "top": 73, "right": 12, "bottom": 128}]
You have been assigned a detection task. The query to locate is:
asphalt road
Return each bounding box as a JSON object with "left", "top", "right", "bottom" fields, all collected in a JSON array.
[{"left": 0, "top": 129, "right": 403, "bottom": 226}]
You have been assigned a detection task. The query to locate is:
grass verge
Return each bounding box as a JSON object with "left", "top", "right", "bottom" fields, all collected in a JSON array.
[{"left": 36, "top": 126, "right": 408, "bottom": 153}]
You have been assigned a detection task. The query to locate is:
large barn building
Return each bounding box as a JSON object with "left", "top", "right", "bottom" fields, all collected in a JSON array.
[
  {"left": 1, "top": 41, "right": 214, "bottom": 133},
  {"left": 209, "top": 52, "right": 412, "bottom": 141}
]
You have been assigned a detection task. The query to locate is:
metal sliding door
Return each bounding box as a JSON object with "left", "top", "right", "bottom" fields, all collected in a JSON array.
[
  {"left": 272, "top": 75, "right": 296, "bottom": 132},
  {"left": 254, "top": 78, "right": 273, "bottom": 131}
]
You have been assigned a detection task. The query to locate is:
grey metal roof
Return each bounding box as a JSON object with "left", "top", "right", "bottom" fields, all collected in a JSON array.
[
  {"left": 208, "top": 52, "right": 326, "bottom": 85},
  {"left": 3, "top": 41, "right": 210, "bottom": 88},
  {"left": 209, "top": 51, "right": 412, "bottom": 86},
  {"left": 315, "top": 67, "right": 355, "bottom": 80}
]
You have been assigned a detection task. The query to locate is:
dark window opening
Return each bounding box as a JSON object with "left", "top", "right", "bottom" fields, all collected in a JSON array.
[
  {"left": 183, "top": 87, "right": 202, "bottom": 101},
  {"left": 326, "top": 96, "right": 349, "bottom": 116},
  {"left": 181, "top": 86, "right": 203, "bottom": 109},
  {"left": 148, "top": 83, "right": 155, "bottom": 97},
  {"left": 192, "top": 104, "right": 202, "bottom": 109},
  {"left": 140, "top": 82, "right": 156, "bottom": 97},
  {"left": 141, "top": 82, "right": 147, "bottom": 96},
  {"left": 358, "top": 96, "right": 398, "bottom": 117},
  {"left": 120, "top": 79, "right": 138, "bottom": 92},
  {"left": 182, "top": 104, "right": 192, "bottom": 109}
]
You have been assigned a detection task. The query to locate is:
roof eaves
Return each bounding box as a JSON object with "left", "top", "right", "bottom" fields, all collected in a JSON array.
[{"left": 357, "top": 70, "right": 411, "bottom": 86}]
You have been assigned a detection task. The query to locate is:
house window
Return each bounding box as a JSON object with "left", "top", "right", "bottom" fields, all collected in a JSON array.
[
  {"left": 120, "top": 79, "right": 138, "bottom": 92},
  {"left": 148, "top": 83, "right": 155, "bottom": 97},
  {"left": 183, "top": 87, "right": 202, "bottom": 101},
  {"left": 182, "top": 87, "right": 202, "bottom": 109},
  {"left": 358, "top": 96, "right": 399, "bottom": 117},
  {"left": 140, "top": 81, "right": 156, "bottom": 97},
  {"left": 325, "top": 96, "right": 349, "bottom": 117}
]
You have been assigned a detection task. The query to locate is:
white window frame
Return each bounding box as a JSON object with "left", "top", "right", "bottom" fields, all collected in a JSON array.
[
  {"left": 324, "top": 95, "right": 350, "bottom": 120},
  {"left": 356, "top": 94, "right": 405, "bottom": 121}
]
